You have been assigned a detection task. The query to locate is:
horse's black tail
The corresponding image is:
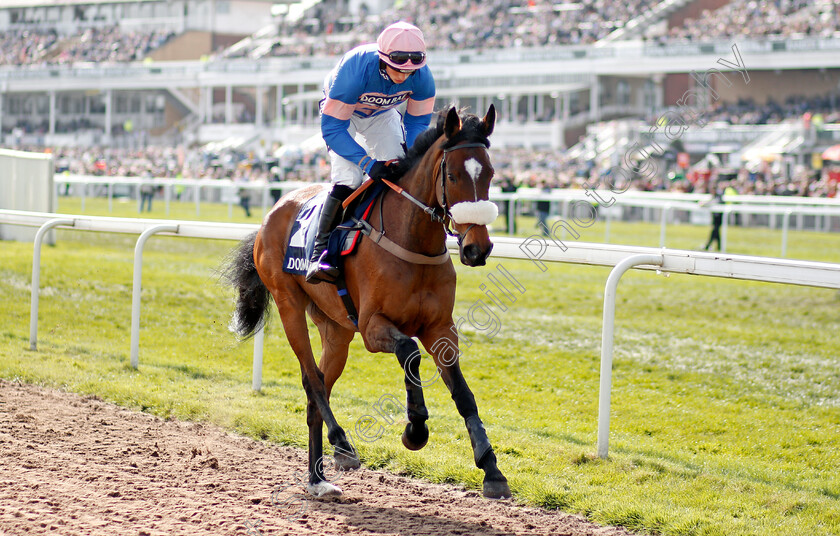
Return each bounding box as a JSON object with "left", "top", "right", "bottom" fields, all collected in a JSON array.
[{"left": 221, "top": 231, "right": 272, "bottom": 340}]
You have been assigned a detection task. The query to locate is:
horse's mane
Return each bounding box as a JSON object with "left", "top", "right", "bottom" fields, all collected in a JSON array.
[{"left": 396, "top": 108, "right": 490, "bottom": 174}]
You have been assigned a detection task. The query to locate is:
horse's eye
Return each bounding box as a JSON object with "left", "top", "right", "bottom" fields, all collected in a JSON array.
[{"left": 447, "top": 173, "right": 456, "bottom": 183}]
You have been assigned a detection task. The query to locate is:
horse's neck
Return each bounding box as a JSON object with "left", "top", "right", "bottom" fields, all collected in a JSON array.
[{"left": 378, "top": 144, "right": 446, "bottom": 256}]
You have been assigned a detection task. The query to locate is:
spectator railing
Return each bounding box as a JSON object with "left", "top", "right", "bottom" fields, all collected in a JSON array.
[
  {"left": 493, "top": 189, "right": 840, "bottom": 255},
  {"left": 55, "top": 176, "right": 840, "bottom": 256},
  {"left": 57, "top": 175, "right": 311, "bottom": 218}
]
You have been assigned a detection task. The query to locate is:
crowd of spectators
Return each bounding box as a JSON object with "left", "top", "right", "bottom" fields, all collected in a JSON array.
[
  {"left": 223, "top": 0, "right": 840, "bottom": 60},
  {"left": 0, "top": 25, "right": 175, "bottom": 66},
  {"left": 51, "top": 26, "right": 176, "bottom": 64},
  {"left": 2, "top": 0, "right": 839, "bottom": 66},
  {"left": 662, "top": 91, "right": 840, "bottom": 126},
  {"left": 32, "top": 141, "right": 836, "bottom": 201},
  {"left": 2, "top": 1, "right": 840, "bottom": 67},
  {"left": 494, "top": 146, "right": 839, "bottom": 199},
  {"left": 651, "top": 0, "right": 840, "bottom": 43},
  {"left": 1, "top": 3, "right": 837, "bottom": 201},
  {"left": 225, "top": 0, "right": 662, "bottom": 59},
  {"left": 374, "top": 0, "right": 659, "bottom": 49},
  {"left": 49, "top": 144, "right": 330, "bottom": 184},
  {"left": 0, "top": 28, "right": 59, "bottom": 65},
  {"left": 679, "top": 165, "right": 838, "bottom": 198}
]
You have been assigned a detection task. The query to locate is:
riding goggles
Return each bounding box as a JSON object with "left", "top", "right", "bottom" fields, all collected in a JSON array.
[{"left": 383, "top": 50, "right": 426, "bottom": 66}]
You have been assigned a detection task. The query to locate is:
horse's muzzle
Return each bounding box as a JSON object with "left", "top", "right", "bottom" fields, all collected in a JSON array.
[{"left": 460, "top": 241, "right": 493, "bottom": 266}]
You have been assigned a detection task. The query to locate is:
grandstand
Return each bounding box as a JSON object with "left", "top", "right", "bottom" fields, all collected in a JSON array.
[{"left": 0, "top": 0, "right": 839, "bottom": 198}]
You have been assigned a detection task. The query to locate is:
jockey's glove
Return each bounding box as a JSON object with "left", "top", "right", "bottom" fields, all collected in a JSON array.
[{"left": 367, "top": 160, "right": 401, "bottom": 183}]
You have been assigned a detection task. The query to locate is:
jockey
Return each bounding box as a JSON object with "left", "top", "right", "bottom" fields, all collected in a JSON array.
[{"left": 305, "top": 21, "right": 436, "bottom": 284}]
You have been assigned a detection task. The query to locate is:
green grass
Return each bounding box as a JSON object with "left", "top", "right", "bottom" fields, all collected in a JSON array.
[{"left": 2, "top": 196, "right": 840, "bottom": 536}]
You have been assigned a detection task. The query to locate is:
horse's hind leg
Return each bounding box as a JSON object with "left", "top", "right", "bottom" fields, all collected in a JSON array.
[
  {"left": 364, "top": 315, "right": 430, "bottom": 451},
  {"left": 419, "top": 327, "right": 511, "bottom": 499},
  {"left": 272, "top": 294, "right": 356, "bottom": 497},
  {"left": 309, "top": 303, "right": 361, "bottom": 472}
]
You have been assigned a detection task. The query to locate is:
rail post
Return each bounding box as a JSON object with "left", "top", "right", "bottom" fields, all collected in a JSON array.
[
  {"left": 252, "top": 325, "right": 265, "bottom": 391},
  {"left": 781, "top": 209, "right": 792, "bottom": 257},
  {"left": 29, "top": 218, "right": 75, "bottom": 350},
  {"left": 597, "top": 253, "right": 664, "bottom": 459},
  {"left": 130, "top": 224, "right": 179, "bottom": 369},
  {"left": 659, "top": 203, "right": 670, "bottom": 247},
  {"left": 721, "top": 207, "right": 730, "bottom": 253}
]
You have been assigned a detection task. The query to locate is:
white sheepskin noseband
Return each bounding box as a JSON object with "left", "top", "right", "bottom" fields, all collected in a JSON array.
[{"left": 448, "top": 200, "right": 499, "bottom": 226}]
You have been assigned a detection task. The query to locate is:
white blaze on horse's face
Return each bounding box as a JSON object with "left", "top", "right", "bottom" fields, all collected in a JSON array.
[{"left": 464, "top": 158, "right": 482, "bottom": 201}]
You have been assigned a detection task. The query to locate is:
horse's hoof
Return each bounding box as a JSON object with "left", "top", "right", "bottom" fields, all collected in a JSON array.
[
  {"left": 482, "top": 478, "right": 511, "bottom": 499},
  {"left": 334, "top": 450, "right": 361, "bottom": 471},
  {"left": 401, "top": 422, "right": 429, "bottom": 451},
  {"left": 306, "top": 481, "right": 343, "bottom": 497}
]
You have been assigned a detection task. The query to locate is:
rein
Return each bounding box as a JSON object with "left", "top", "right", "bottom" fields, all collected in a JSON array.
[
  {"left": 384, "top": 140, "right": 490, "bottom": 240},
  {"left": 380, "top": 178, "right": 444, "bottom": 223}
]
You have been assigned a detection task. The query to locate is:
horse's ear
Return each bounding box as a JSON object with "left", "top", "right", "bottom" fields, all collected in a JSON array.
[
  {"left": 482, "top": 104, "right": 496, "bottom": 137},
  {"left": 444, "top": 106, "right": 461, "bottom": 139}
]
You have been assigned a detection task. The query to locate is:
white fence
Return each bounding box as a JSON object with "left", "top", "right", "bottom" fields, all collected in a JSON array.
[
  {"left": 55, "top": 175, "right": 840, "bottom": 257},
  {"left": 492, "top": 189, "right": 840, "bottom": 248},
  {"left": 55, "top": 175, "right": 311, "bottom": 218},
  {"left": 2, "top": 209, "right": 839, "bottom": 459}
]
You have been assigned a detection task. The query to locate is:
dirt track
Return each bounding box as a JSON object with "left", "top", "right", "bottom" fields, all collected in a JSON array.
[{"left": 0, "top": 379, "right": 636, "bottom": 536}]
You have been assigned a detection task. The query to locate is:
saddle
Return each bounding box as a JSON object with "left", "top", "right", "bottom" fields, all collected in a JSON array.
[{"left": 282, "top": 182, "right": 387, "bottom": 278}]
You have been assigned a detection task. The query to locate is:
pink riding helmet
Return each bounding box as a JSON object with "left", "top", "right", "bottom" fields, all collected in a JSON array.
[{"left": 377, "top": 21, "right": 426, "bottom": 71}]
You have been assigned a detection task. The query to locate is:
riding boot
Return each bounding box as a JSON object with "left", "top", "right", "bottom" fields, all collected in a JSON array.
[{"left": 305, "top": 192, "right": 344, "bottom": 284}]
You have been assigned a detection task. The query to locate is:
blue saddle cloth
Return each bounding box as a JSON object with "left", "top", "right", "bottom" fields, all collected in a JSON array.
[{"left": 282, "top": 183, "right": 385, "bottom": 275}]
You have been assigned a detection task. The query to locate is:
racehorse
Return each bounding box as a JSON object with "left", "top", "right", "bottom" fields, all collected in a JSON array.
[{"left": 223, "top": 105, "right": 511, "bottom": 499}]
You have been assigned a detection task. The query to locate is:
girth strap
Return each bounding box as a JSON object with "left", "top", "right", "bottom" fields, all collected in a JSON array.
[
  {"left": 354, "top": 218, "right": 450, "bottom": 265},
  {"left": 334, "top": 275, "right": 359, "bottom": 327}
]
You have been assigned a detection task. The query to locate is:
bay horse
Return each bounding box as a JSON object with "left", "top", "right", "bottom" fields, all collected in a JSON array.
[{"left": 223, "top": 105, "right": 510, "bottom": 499}]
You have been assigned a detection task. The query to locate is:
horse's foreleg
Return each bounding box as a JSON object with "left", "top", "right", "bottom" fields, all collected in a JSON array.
[
  {"left": 419, "top": 328, "right": 511, "bottom": 499},
  {"left": 365, "top": 315, "right": 429, "bottom": 451},
  {"left": 395, "top": 337, "right": 431, "bottom": 450},
  {"left": 304, "top": 390, "right": 332, "bottom": 496}
]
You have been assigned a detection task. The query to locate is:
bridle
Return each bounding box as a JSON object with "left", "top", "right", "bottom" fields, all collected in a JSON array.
[
  {"left": 438, "top": 141, "right": 490, "bottom": 245},
  {"left": 382, "top": 139, "right": 490, "bottom": 246}
]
